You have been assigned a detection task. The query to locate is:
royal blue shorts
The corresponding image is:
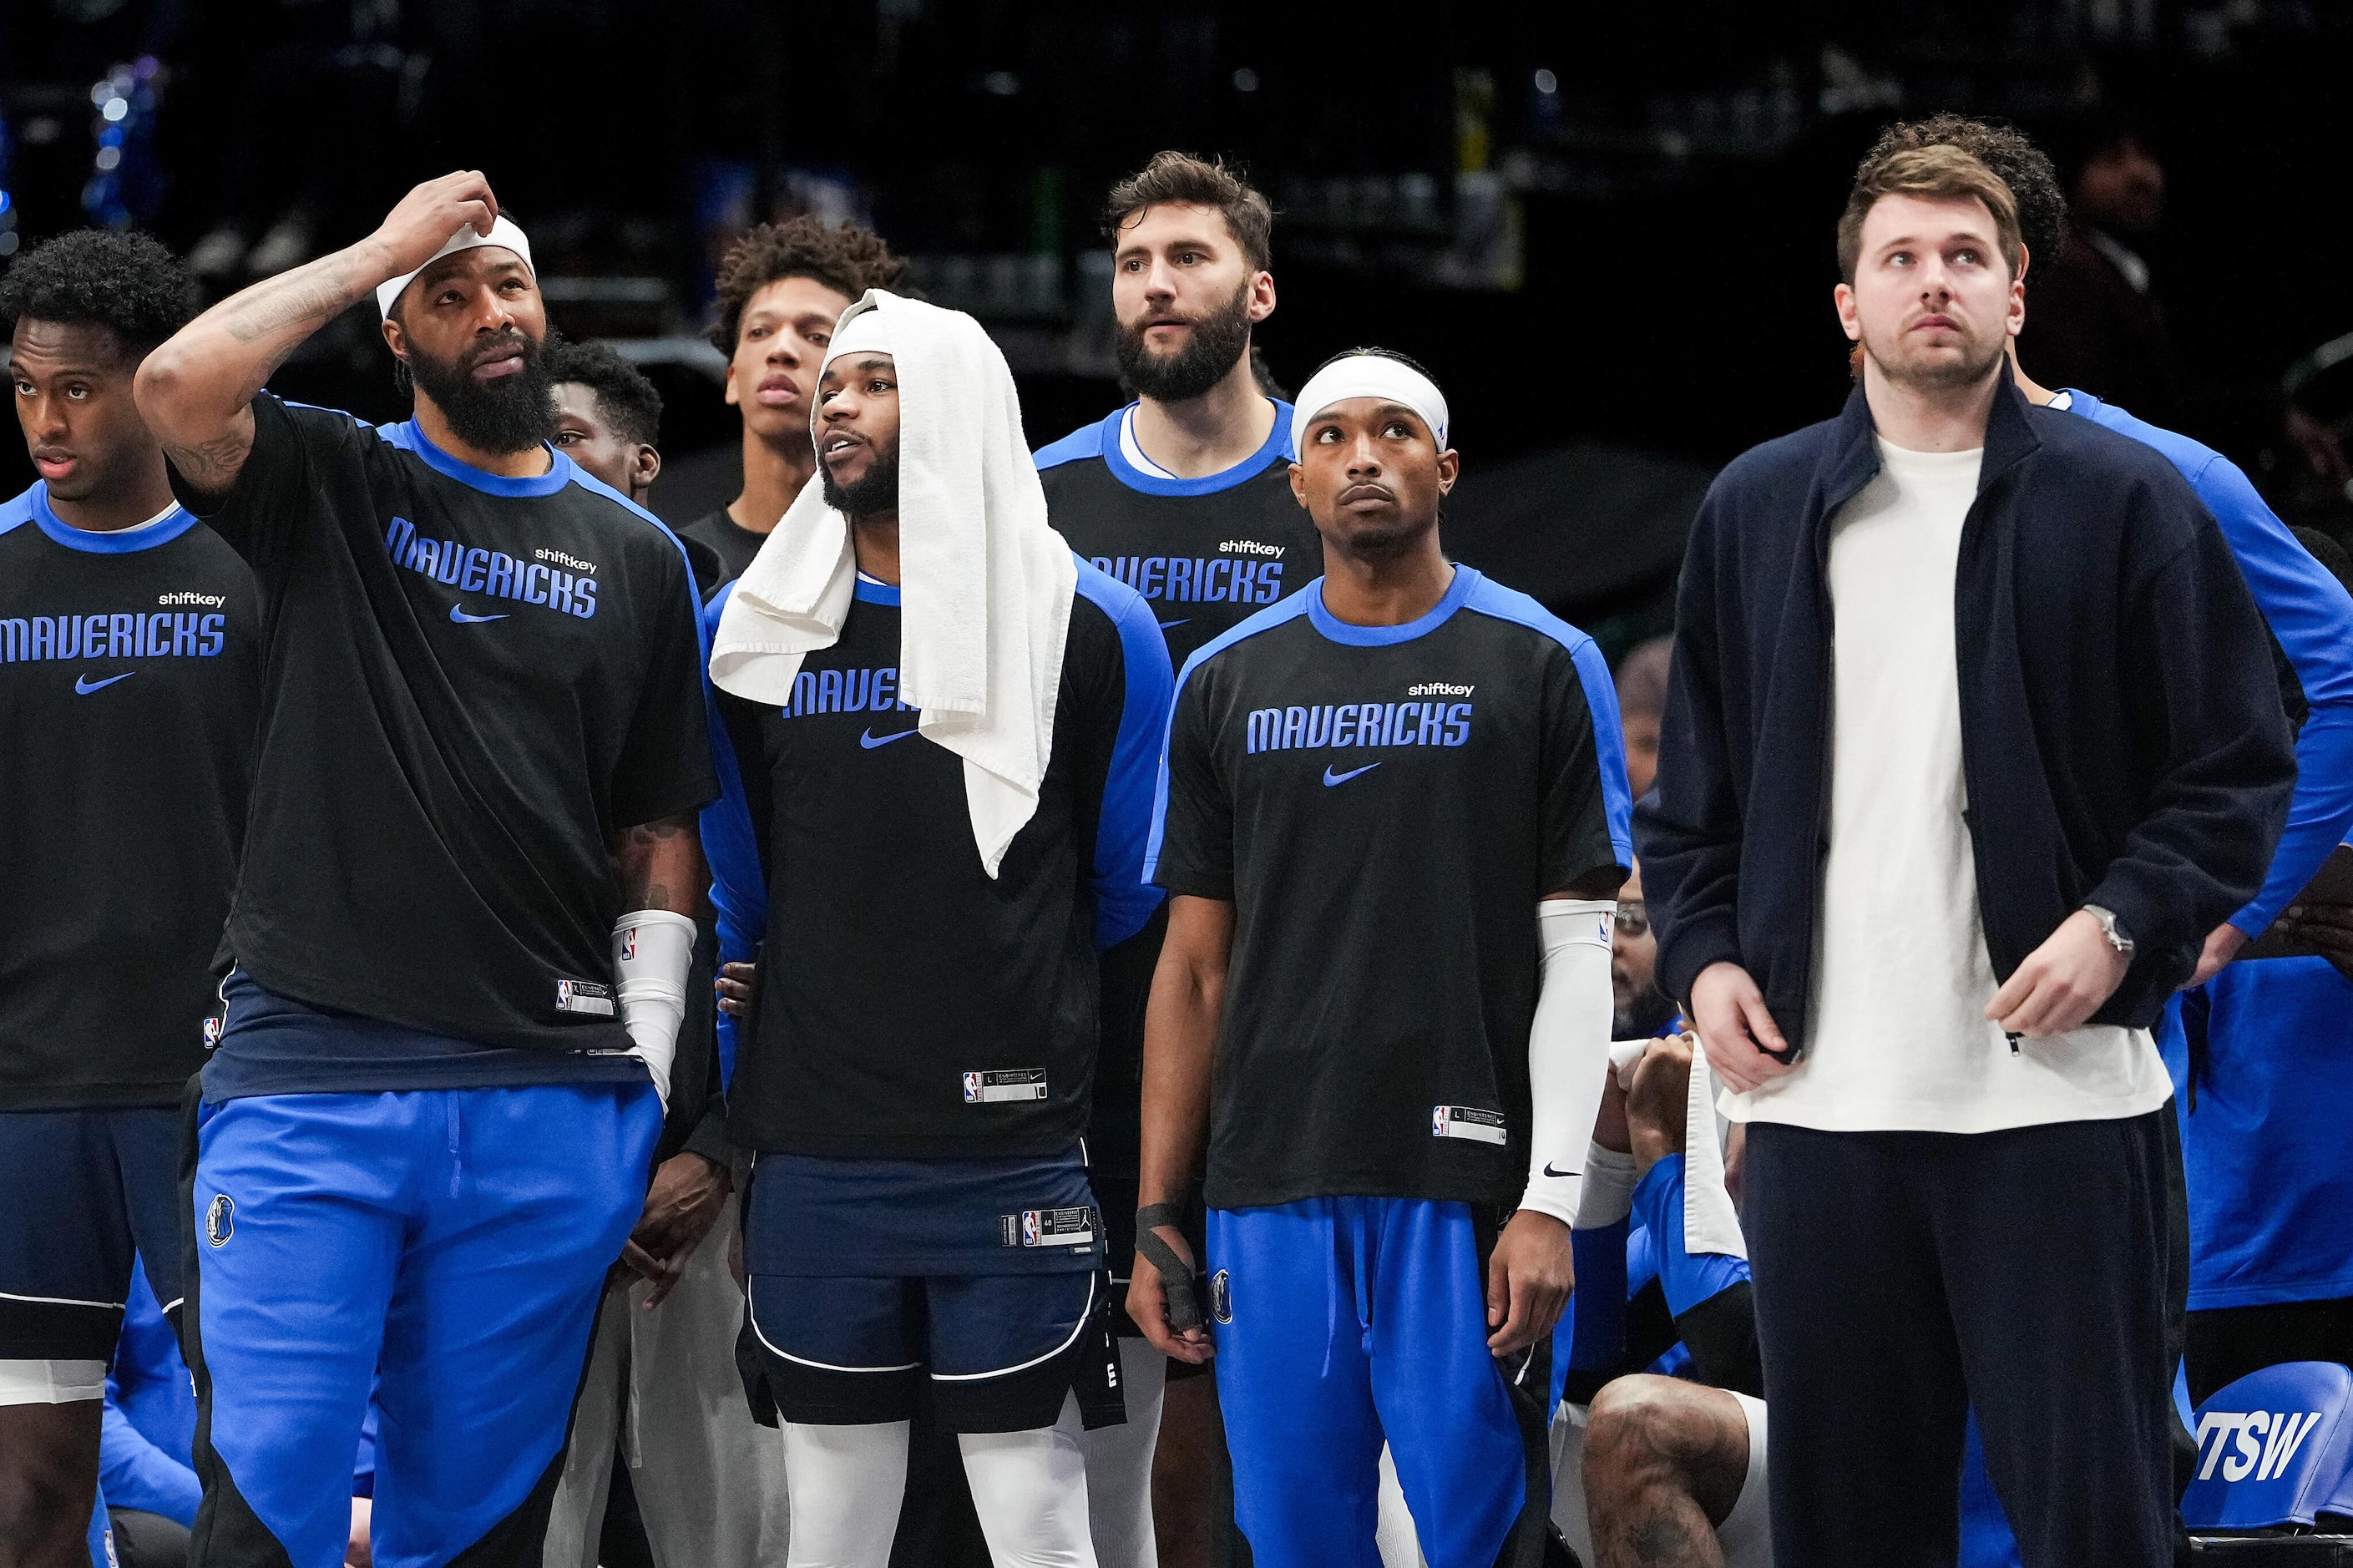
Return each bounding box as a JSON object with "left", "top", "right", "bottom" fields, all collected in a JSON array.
[{"left": 1209, "top": 1196, "right": 1552, "bottom": 1568}]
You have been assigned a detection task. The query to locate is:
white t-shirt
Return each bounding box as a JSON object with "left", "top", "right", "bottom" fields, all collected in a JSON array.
[{"left": 1724, "top": 438, "right": 2171, "bottom": 1134}]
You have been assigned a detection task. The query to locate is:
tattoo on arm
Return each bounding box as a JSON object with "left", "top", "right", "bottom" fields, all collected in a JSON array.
[
  {"left": 613, "top": 815, "right": 702, "bottom": 916},
  {"left": 218, "top": 249, "right": 377, "bottom": 346},
  {"left": 161, "top": 423, "right": 256, "bottom": 498}
]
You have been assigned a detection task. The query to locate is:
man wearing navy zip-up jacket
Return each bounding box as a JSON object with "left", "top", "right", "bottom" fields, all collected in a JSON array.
[{"left": 1639, "top": 144, "right": 2292, "bottom": 1567}]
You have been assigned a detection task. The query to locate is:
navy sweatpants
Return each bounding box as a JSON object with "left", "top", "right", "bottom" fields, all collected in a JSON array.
[{"left": 1742, "top": 1110, "right": 2177, "bottom": 1568}]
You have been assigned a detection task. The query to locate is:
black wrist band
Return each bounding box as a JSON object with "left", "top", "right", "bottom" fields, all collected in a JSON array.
[{"left": 1132, "top": 1204, "right": 1202, "bottom": 1332}]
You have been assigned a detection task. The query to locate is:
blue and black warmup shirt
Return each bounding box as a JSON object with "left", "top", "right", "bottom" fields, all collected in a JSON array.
[
  {"left": 708, "top": 564, "right": 1172, "bottom": 1159},
  {"left": 1035, "top": 399, "right": 1321, "bottom": 1181},
  {"left": 0, "top": 488, "right": 259, "bottom": 1109},
  {"left": 1149, "top": 566, "right": 1633, "bottom": 1211},
  {"left": 1035, "top": 401, "right": 1319, "bottom": 674},
  {"left": 166, "top": 395, "right": 716, "bottom": 1091}
]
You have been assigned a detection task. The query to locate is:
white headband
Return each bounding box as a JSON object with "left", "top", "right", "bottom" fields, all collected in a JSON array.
[
  {"left": 1289, "top": 353, "right": 1450, "bottom": 459},
  {"left": 822, "top": 309, "right": 894, "bottom": 371},
  {"left": 374, "top": 215, "right": 535, "bottom": 318}
]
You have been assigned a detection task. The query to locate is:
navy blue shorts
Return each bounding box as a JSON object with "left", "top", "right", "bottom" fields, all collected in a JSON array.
[
  {"left": 0, "top": 1106, "right": 181, "bottom": 1359},
  {"left": 739, "top": 1151, "right": 1113, "bottom": 1433}
]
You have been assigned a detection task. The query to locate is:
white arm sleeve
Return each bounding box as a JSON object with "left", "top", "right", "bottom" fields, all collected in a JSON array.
[
  {"left": 613, "top": 909, "right": 696, "bottom": 1113},
  {"left": 1517, "top": 898, "right": 1617, "bottom": 1227}
]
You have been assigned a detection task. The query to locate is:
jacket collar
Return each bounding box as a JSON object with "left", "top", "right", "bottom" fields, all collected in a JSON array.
[{"left": 1822, "top": 368, "right": 2045, "bottom": 514}]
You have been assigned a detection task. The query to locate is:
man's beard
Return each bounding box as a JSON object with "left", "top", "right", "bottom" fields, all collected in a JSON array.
[
  {"left": 1116, "top": 279, "right": 1252, "bottom": 403},
  {"left": 822, "top": 438, "right": 901, "bottom": 517},
  {"left": 404, "top": 331, "right": 559, "bottom": 455},
  {"left": 1865, "top": 318, "right": 2007, "bottom": 394}
]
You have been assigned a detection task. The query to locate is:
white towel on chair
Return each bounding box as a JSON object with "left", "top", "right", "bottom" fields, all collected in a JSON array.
[{"left": 708, "top": 289, "right": 1076, "bottom": 876}]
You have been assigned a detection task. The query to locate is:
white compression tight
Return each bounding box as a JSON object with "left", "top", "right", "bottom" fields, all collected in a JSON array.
[
  {"left": 1080, "top": 1339, "right": 1167, "bottom": 1567},
  {"left": 783, "top": 1393, "right": 1099, "bottom": 1568}
]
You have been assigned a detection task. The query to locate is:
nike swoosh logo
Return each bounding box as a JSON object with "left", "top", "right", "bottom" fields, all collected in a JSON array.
[
  {"left": 74, "top": 671, "right": 134, "bottom": 695},
  {"left": 1541, "top": 1163, "right": 1573, "bottom": 1179},
  {"left": 449, "top": 604, "right": 508, "bottom": 624},
  {"left": 1322, "top": 762, "right": 1381, "bottom": 787},
  {"left": 1157, "top": 617, "right": 1189, "bottom": 630},
  {"left": 859, "top": 727, "right": 920, "bottom": 748}
]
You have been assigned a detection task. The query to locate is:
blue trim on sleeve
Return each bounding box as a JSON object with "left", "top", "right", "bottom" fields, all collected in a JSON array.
[
  {"left": 1075, "top": 558, "right": 1176, "bottom": 948},
  {"left": 1037, "top": 402, "right": 1295, "bottom": 498},
  {"left": 1143, "top": 589, "right": 1318, "bottom": 883},
  {"left": 697, "top": 579, "right": 767, "bottom": 1090},
  {"left": 1630, "top": 1154, "right": 1752, "bottom": 1319},
  {"left": 377, "top": 420, "right": 573, "bottom": 498},
  {"left": 2064, "top": 392, "right": 2353, "bottom": 933},
  {"left": 854, "top": 576, "right": 902, "bottom": 606},
  {"left": 1032, "top": 412, "right": 1112, "bottom": 472},
  {"left": 1461, "top": 574, "right": 1637, "bottom": 867},
  {"left": 1303, "top": 563, "right": 1477, "bottom": 647},
  {"left": 23, "top": 483, "right": 196, "bottom": 554}
]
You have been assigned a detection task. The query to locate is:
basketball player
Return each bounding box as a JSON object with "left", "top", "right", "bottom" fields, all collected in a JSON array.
[
  {"left": 133, "top": 171, "right": 716, "bottom": 1565},
  {"left": 1132, "top": 348, "right": 1632, "bottom": 1567},
  {"left": 704, "top": 291, "right": 1172, "bottom": 1567},
  {"left": 1559, "top": 1036, "right": 1768, "bottom": 1568},
  {"left": 548, "top": 336, "right": 724, "bottom": 597},
  {"left": 682, "top": 219, "right": 908, "bottom": 583},
  {"left": 1033, "top": 150, "right": 1320, "bottom": 1567},
  {"left": 1871, "top": 114, "right": 2353, "bottom": 988},
  {"left": 1641, "top": 144, "right": 2292, "bottom": 1565},
  {"left": 0, "top": 230, "right": 257, "bottom": 1568}
]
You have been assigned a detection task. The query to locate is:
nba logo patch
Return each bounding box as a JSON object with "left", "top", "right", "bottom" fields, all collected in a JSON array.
[
  {"left": 1597, "top": 914, "right": 1612, "bottom": 944},
  {"left": 1022, "top": 1211, "right": 1040, "bottom": 1246},
  {"left": 201, "top": 1016, "right": 221, "bottom": 1047},
  {"left": 205, "top": 1194, "right": 234, "bottom": 1247},
  {"left": 622, "top": 928, "right": 638, "bottom": 961},
  {"left": 964, "top": 1072, "right": 984, "bottom": 1103},
  {"left": 1210, "top": 1269, "right": 1232, "bottom": 1324},
  {"left": 1432, "top": 1106, "right": 1448, "bottom": 1137}
]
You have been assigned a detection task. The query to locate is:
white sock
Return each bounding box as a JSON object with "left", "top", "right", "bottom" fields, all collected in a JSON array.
[
  {"left": 959, "top": 1391, "right": 1099, "bottom": 1567},
  {"left": 782, "top": 1420, "right": 909, "bottom": 1568},
  {"left": 1080, "top": 1340, "right": 1166, "bottom": 1567}
]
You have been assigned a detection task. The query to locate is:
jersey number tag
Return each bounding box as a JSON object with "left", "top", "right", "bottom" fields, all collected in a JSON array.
[
  {"left": 1432, "top": 1105, "right": 1508, "bottom": 1146},
  {"left": 999, "top": 1206, "right": 1097, "bottom": 1250},
  {"left": 556, "top": 979, "right": 617, "bottom": 1018},
  {"left": 963, "top": 1068, "right": 1047, "bottom": 1104}
]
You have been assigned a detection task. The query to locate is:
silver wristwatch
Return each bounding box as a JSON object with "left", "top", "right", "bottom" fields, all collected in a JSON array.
[{"left": 2082, "top": 903, "right": 2135, "bottom": 959}]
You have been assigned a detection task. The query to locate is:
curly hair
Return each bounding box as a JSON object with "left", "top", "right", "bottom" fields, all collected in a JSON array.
[
  {"left": 1864, "top": 114, "right": 2067, "bottom": 273},
  {"left": 542, "top": 336, "right": 663, "bottom": 448},
  {"left": 1101, "top": 151, "right": 1273, "bottom": 272},
  {"left": 0, "top": 228, "right": 192, "bottom": 358},
  {"left": 706, "top": 219, "right": 907, "bottom": 355}
]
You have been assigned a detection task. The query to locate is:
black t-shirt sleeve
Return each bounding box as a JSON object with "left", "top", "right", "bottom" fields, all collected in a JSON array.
[
  {"left": 1148, "top": 668, "right": 1234, "bottom": 901},
  {"left": 609, "top": 554, "right": 720, "bottom": 828},
  {"left": 165, "top": 393, "right": 368, "bottom": 576},
  {"left": 1540, "top": 643, "right": 1630, "bottom": 894}
]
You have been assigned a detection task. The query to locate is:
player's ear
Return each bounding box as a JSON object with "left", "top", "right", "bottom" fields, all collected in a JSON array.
[
  {"left": 1435, "top": 448, "right": 1460, "bottom": 496},
  {"left": 1288, "top": 460, "right": 1307, "bottom": 511},
  {"left": 381, "top": 315, "right": 406, "bottom": 359},
  {"left": 634, "top": 443, "right": 662, "bottom": 492}
]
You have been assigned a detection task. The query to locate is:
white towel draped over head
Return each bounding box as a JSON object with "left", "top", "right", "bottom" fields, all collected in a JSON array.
[{"left": 707, "top": 289, "right": 1077, "bottom": 877}]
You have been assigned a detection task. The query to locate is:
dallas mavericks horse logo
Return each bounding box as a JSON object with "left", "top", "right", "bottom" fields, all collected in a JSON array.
[{"left": 205, "top": 1193, "right": 235, "bottom": 1247}]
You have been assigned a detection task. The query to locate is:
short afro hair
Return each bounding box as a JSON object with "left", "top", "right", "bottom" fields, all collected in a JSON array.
[
  {"left": 1865, "top": 114, "right": 2067, "bottom": 275},
  {"left": 707, "top": 219, "right": 907, "bottom": 355},
  {"left": 542, "top": 336, "right": 663, "bottom": 448},
  {"left": 0, "top": 228, "right": 192, "bottom": 360}
]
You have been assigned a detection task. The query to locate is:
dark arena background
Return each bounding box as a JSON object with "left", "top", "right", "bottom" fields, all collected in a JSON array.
[{"left": 8, "top": 0, "right": 2352, "bottom": 655}]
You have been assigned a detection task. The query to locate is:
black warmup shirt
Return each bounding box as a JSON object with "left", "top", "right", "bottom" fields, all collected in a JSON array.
[
  {"left": 1035, "top": 400, "right": 1320, "bottom": 672},
  {"left": 168, "top": 396, "right": 716, "bottom": 1090},
  {"left": 0, "top": 488, "right": 259, "bottom": 1109},
  {"left": 1148, "top": 567, "right": 1634, "bottom": 1211},
  {"left": 1035, "top": 399, "right": 1322, "bottom": 1182},
  {"left": 680, "top": 507, "right": 770, "bottom": 587},
  {"left": 708, "top": 567, "right": 1171, "bottom": 1159}
]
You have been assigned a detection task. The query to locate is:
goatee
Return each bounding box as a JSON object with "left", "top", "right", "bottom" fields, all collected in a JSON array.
[
  {"left": 405, "top": 331, "right": 559, "bottom": 456},
  {"left": 1116, "top": 279, "right": 1253, "bottom": 403},
  {"left": 822, "top": 441, "right": 901, "bottom": 518}
]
